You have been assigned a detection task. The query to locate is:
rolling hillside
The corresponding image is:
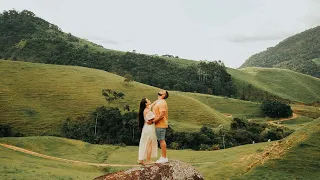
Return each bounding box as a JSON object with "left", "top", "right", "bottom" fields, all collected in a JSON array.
[
  {"left": 0, "top": 60, "right": 230, "bottom": 135},
  {"left": 235, "top": 118, "right": 320, "bottom": 180},
  {"left": 1, "top": 10, "right": 319, "bottom": 104},
  {"left": 241, "top": 26, "right": 320, "bottom": 77},
  {"left": 0, "top": 10, "right": 234, "bottom": 97},
  {"left": 227, "top": 67, "right": 320, "bottom": 104},
  {"left": 1, "top": 118, "right": 318, "bottom": 179},
  {"left": 180, "top": 92, "right": 263, "bottom": 118},
  {"left": 0, "top": 136, "right": 275, "bottom": 179}
]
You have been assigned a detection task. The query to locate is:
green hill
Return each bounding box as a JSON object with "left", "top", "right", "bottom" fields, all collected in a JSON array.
[
  {"left": 1, "top": 118, "right": 318, "bottom": 179},
  {"left": 179, "top": 92, "right": 263, "bottom": 118},
  {"left": 241, "top": 26, "right": 320, "bottom": 77},
  {"left": 227, "top": 67, "right": 320, "bottom": 104},
  {"left": 0, "top": 136, "right": 276, "bottom": 179},
  {"left": 235, "top": 118, "right": 320, "bottom": 180},
  {"left": 0, "top": 145, "right": 106, "bottom": 180},
  {"left": 0, "top": 60, "right": 230, "bottom": 135},
  {"left": 0, "top": 10, "right": 234, "bottom": 97},
  {"left": 1, "top": 10, "right": 319, "bottom": 104}
]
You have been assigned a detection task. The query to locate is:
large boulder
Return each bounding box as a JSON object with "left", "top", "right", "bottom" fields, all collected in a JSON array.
[{"left": 94, "top": 160, "right": 204, "bottom": 180}]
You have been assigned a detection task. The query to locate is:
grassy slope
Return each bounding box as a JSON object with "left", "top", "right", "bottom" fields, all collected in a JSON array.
[
  {"left": 0, "top": 136, "right": 118, "bottom": 163},
  {"left": 166, "top": 58, "right": 320, "bottom": 104},
  {"left": 180, "top": 92, "right": 320, "bottom": 121},
  {"left": 0, "top": 60, "right": 230, "bottom": 135},
  {"left": 1, "top": 119, "right": 318, "bottom": 179},
  {"left": 279, "top": 116, "right": 315, "bottom": 130},
  {"left": 235, "top": 119, "right": 320, "bottom": 180},
  {"left": 227, "top": 67, "right": 320, "bottom": 104},
  {"left": 0, "top": 146, "right": 107, "bottom": 180},
  {"left": 0, "top": 136, "right": 274, "bottom": 179},
  {"left": 291, "top": 104, "right": 320, "bottom": 119},
  {"left": 180, "top": 92, "right": 263, "bottom": 118}
]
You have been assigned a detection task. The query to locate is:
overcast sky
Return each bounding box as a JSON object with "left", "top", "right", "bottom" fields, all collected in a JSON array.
[{"left": 1, "top": 0, "right": 320, "bottom": 68}]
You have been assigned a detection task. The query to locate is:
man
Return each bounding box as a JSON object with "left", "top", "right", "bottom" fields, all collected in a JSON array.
[{"left": 147, "top": 90, "right": 169, "bottom": 163}]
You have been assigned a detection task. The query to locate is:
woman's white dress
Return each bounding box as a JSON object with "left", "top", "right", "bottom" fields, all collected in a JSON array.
[{"left": 138, "top": 109, "right": 158, "bottom": 160}]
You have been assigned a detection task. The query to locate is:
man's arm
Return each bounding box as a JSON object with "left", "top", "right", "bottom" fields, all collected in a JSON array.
[
  {"left": 149, "top": 100, "right": 159, "bottom": 108},
  {"left": 147, "top": 111, "right": 165, "bottom": 125},
  {"left": 147, "top": 101, "right": 166, "bottom": 125},
  {"left": 153, "top": 111, "right": 165, "bottom": 123}
]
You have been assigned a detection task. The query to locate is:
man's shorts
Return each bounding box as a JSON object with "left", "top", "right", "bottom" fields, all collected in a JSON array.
[{"left": 156, "top": 128, "right": 166, "bottom": 141}]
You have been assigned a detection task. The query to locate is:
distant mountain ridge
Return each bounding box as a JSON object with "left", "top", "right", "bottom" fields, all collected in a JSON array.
[{"left": 241, "top": 26, "right": 320, "bottom": 77}]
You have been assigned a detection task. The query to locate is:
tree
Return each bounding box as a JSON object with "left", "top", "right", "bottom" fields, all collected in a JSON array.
[
  {"left": 163, "top": 85, "right": 170, "bottom": 90},
  {"left": 230, "top": 118, "right": 248, "bottom": 130},
  {"left": 261, "top": 100, "right": 293, "bottom": 118},
  {"left": 0, "top": 124, "right": 13, "bottom": 137},
  {"left": 102, "top": 89, "right": 125, "bottom": 103},
  {"left": 173, "top": 83, "right": 184, "bottom": 91},
  {"left": 124, "top": 74, "right": 133, "bottom": 83}
]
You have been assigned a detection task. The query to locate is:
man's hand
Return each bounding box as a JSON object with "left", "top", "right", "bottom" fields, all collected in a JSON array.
[{"left": 147, "top": 119, "right": 153, "bottom": 125}]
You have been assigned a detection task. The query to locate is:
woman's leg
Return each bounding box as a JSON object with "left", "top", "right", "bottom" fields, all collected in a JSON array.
[{"left": 146, "top": 140, "right": 152, "bottom": 162}]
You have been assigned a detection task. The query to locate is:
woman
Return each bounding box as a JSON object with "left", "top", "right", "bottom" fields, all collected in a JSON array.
[{"left": 138, "top": 98, "right": 158, "bottom": 165}]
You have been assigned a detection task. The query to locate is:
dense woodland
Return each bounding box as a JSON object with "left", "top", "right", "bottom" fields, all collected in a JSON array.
[
  {"left": 241, "top": 26, "right": 320, "bottom": 77},
  {"left": 0, "top": 10, "right": 235, "bottom": 97}
]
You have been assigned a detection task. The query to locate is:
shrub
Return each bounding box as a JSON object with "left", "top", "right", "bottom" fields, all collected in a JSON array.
[
  {"left": 261, "top": 100, "right": 293, "bottom": 118},
  {"left": 0, "top": 124, "right": 13, "bottom": 137}
]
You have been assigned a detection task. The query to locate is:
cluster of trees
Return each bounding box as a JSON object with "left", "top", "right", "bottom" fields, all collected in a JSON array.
[
  {"left": 0, "top": 10, "right": 236, "bottom": 97},
  {"left": 101, "top": 89, "right": 125, "bottom": 103},
  {"left": 167, "top": 118, "right": 292, "bottom": 150},
  {"left": 161, "top": 54, "right": 179, "bottom": 58},
  {"left": 61, "top": 106, "right": 140, "bottom": 145},
  {"left": 61, "top": 106, "right": 292, "bottom": 150},
  {"left": 241, "top": 26, "right": 320, "bottom": 77},
  {"left": 0, "top": 124, "right": 24, "bottom": 137},
  {"left": 261, "top": 100, "right": 293, "bottom": 118}
]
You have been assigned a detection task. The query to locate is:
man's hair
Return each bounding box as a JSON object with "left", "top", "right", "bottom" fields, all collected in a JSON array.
[{"left": 164, "top": 91, "right": 169, "bottom": 99}]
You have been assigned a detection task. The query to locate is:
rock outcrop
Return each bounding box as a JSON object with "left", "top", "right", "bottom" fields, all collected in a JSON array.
[{"left": 94, "top": 160, "right": 204, "bottom": 180}]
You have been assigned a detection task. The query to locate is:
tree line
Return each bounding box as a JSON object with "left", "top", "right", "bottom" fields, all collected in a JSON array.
[{"left": 60, "top": 106, "right": 293, "bottom": 150}]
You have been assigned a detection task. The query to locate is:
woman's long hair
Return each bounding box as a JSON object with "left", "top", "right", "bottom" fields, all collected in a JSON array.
[{"left": 138, "top": 98, "right": 147, "bottom": 131}]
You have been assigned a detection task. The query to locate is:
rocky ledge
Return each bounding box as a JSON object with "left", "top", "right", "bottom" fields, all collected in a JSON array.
[{"left": 94, "top": 160, "right": 204, "bottom": 180}]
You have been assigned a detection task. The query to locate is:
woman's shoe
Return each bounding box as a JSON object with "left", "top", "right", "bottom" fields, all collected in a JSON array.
[
  {"left": 145, "top": 160, "right": 155, "bottom": 164},
  {"left": 138, "top": 160, "right": 145, "bottom": 165}
]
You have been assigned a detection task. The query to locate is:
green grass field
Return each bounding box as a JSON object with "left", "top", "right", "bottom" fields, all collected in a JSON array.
[
  {"left": 1, "top": 118, "right": 318, "bottom": 179},
  {"left": 0, "top": 144, "right": 124, "bottom": 180},
  {"left": 0, "top": 136, "right": 119, "bottom": 163},
  {"left": 180, "top": 92, "right": 263, "bottom": 118},
  {"left": 291, "top": 104, "right": 320, "bottom": 119},
  {"left": 235, "top": 118, "right": 320, "bottom": 180},
  {"left": 157, "top": 58, "right": 320, "bottom": 104},
  {"left": 227, "top": 67, "right": 320, "bottom": 104},
  {"left": 0, "top": 136, "right": 274, "bottom": 179},
  {"left": 279, "top": 116, "right": 315, "bottom": 130},
  {"left": 0, "top": 60, "right": 230, "bottom": 135}
]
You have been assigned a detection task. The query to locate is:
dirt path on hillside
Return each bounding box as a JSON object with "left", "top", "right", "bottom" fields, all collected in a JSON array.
[
  {"left": 0, "top": 143, "right": 218, "bottom": 167},
  {"left": 268, "top": 113, "right": 298, "bottom": 125},
  {"left": 243, "top": 125, "right": 309, "bottom": 173},
  {"left": 0, "top": 143, "right": 140, "bottom": 167}
]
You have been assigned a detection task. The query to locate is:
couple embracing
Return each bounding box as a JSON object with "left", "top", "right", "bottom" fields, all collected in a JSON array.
[{"left": 138, "top": 90, "right": 169, "bottom": 165}]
